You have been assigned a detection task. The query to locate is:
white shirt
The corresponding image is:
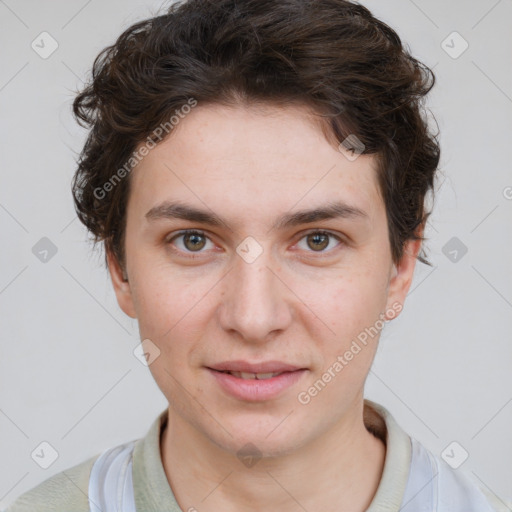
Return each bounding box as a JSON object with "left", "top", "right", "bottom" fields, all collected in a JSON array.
[{"left": 88, "top": 399, "right": 509, "bottom": 511}]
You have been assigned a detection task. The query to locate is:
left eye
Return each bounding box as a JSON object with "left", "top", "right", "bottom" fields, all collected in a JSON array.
[{"left": 295, "top": 231, "right": 342, "bottom": 253}]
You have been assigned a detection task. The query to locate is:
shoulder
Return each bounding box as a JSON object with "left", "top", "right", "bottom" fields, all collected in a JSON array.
[
  {"left": 4, "top": 452, "right": 99, "bottom": 512},
  {"left": 404, "top": 436, "right": 512, "bottom": 512},
  {"left": 478, "top": 486, "right": 512, "bottom": 512},
  {"left": 436, "top": 455, "right": 512, "bottom": 512}
]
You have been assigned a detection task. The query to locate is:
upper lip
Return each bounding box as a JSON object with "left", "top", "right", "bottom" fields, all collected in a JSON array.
[{"left": 207, "top": 360, "right": 306, "bottom": 374}]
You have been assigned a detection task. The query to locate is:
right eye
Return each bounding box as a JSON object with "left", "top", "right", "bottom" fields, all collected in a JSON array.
[{"left": 166, "top": 229, "right": 216, "bottom": 257}]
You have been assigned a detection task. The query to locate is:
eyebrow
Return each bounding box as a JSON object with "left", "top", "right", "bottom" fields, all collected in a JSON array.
[{"left": 145, "top": 200, "right": 368, "bottom": 231}]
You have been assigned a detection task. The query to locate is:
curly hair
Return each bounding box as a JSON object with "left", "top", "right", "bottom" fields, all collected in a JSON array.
[{"left": 71, "top": 0, "right": 440, "bottom": 275}]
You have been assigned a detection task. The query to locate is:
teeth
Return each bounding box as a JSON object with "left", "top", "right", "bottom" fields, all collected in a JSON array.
[
  {"left": 226, "top": 371, "right": 282, "bottom": 380},
  {"left": 240, "top": 372, "right": 257, "bottom": 379},
  {"left": 254, "top": 372, "right": 277, "bottom": 380}
]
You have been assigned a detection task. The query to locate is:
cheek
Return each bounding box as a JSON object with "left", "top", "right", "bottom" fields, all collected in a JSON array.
[
  {"left": 133, "top": 271, "right": 209, "bottom": 403},
  {"left": 300, "top": 279, "right": 387, "bottom": 403},
  {"left": 307, "top": 267, "right": 390, "bottom": 366},
  {"left": 131, "top": 266, "right": 221, "bottom": 391},
  {"left": 132, "top": 263, "right": 211, "bottom": 337}
]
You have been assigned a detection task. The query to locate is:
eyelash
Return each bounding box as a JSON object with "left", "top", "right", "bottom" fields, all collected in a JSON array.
[{"left": 165, "top": 229, "right": 344, "bottom": 259}]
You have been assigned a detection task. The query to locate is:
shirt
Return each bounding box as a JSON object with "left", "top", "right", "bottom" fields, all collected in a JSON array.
[{"left": 4, "top": 399, "right": 511, "bottom": 511}]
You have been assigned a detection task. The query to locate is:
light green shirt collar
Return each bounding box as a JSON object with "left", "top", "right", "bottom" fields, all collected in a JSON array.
[{"left": 132, "top": 399, "right": 412, "bottom": 511}]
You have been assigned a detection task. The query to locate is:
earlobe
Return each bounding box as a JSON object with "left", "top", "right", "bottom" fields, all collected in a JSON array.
[{"left": 107, "top": 251, "right": 137, "bottom": 319}]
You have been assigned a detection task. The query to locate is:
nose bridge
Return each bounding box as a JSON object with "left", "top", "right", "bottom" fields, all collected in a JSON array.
[{"left": 218, "top": 246, "right": 291, "bottom": 342}]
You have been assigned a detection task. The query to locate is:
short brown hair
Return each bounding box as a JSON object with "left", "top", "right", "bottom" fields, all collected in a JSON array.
[{"left": 71, "top": 0, "right": 440, "bottom": 274}]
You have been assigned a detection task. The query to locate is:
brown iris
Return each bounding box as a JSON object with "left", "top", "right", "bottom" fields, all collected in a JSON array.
[
  {"left": 183, "top": 232, "right": 206, "bottom": 251},
  {"left": 306, "top": 232, "right": 329, "bottom": 251}
]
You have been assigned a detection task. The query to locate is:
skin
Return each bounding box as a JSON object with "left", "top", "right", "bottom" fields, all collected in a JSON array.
[{"left": 108, "top": 102, "right": 421, "bottom": 511}]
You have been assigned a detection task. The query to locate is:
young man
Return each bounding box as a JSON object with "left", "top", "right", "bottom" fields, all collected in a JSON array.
[{"left": 6, "top": 0, "right": 510, "bottom": 511}]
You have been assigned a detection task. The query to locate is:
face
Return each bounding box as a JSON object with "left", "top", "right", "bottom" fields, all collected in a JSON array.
[{"left": 109, "top": 103, "right": 420, "bottom": 457}]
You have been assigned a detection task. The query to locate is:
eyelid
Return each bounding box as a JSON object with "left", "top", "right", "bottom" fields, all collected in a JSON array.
[
  {"left": 166, "top": 228, "right": 207, "bottom": 242},
  {"left": 297, "top": 228, "right": 343, "bottom": 240}
]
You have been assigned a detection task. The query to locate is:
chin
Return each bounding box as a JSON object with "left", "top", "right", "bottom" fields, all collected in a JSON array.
[{"left": 209, "top": 420, "right": 309, "bottom": 460}]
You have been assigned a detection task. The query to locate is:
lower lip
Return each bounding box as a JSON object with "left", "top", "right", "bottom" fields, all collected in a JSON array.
[{"left": 207, "top": 368, "right": 307, "bottom": 402}]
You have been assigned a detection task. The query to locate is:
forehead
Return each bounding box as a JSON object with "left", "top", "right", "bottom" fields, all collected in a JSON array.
[{"left": 128, "top": 103, "right": 383, "bottom": 228}]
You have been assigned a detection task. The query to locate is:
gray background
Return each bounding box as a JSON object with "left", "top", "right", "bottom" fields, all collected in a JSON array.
[{"left": 1, "top": 0, "right": 511, "bottom": 507}]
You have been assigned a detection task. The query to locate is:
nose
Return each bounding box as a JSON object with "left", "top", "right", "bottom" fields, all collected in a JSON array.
[{"left": 217, "top": 250, "right": 293, "bottom": 344}]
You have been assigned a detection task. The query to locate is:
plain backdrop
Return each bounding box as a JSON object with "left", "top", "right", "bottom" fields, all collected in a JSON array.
[{"left": 1, "top": 0, "right": 511, "bottom": 507}]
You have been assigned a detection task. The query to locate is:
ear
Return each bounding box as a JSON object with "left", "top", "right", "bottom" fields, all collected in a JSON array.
[
  {"left": 384, "top": 237, "right": 423, "bottom": 319},
  {"left": 107, "top": 250, "right": 137, "bottom": 319}
]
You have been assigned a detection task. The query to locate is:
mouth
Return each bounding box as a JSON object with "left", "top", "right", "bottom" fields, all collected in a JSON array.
[
  {"left": 211, "top": 370, "right": 291, "bottom": 380},
  {"left": 205, "top": 362, "right": 308, "bottom": 401},
  {"left": 207, "top": 360, "right": 306, "bottom": 374}
]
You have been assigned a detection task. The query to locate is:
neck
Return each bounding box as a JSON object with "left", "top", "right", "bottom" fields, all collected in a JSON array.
[{"left": 161, "top": 399, "right": 386, "bottom": 512}]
